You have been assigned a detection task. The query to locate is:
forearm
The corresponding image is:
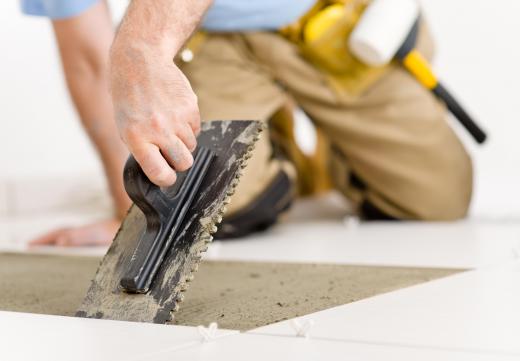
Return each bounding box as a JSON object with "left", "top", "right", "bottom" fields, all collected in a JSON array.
[
  {"left": 66, "top": 70, "right": 130, "bottom": 219},
  {"left": 52, "top": 2, "right": 131, "bottom": 219},
  {"left": 114, "top": 0, "right": 213, "bottom": 57},
  {"left": 110, "top": 0, "right": 213, "bottom": 112}
]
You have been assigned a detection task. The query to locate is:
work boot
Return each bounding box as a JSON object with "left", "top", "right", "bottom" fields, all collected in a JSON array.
[
  {"left": 359, "top": 199, "right": 399, "bottom": 221},
  {"left": 214, "top": 166, "right": 296, "bottom": 239}
]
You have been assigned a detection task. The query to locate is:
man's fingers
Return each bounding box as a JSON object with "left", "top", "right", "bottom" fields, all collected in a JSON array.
[
  {"left": 55, "top": 234, "right": 72, "bottom": 247},
  {"left": 176, "top": 123, "right": 198, "bottom": 152},
  {"left": 28, "top": 220, "right": 119, "bottom": 248},
  {"left": 132, "top": 143, "right": 177, "bottom": 187},
  {"left": 186, "top": 105, "right": 201, "bottom": 136},
  {"left": 179, "top": 74, "right": 201, "bottom": 136},
  {"left": 29, "top": 229, "right": 73, "bottom": 247},
  {"left": 188, "top": 115, "right": 201, "bottom": 136},
  {"left": 161, "top": 136, "right": 194, "bottom": 172},
  {"left": 29, "top": 230, "right": 63, "bottom": 246}
]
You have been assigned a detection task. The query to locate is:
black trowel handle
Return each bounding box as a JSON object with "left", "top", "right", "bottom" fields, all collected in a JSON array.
[
  {"left": 123, "top": 155, "right": 171, "bottom": 220},
  {"left": 120, "top": 147, "right": 216, "bottom": 293}
]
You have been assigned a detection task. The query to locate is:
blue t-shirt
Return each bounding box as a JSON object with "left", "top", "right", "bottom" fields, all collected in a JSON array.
[{"left": 21, "top": 0, "right": 315, "bottom": 30}]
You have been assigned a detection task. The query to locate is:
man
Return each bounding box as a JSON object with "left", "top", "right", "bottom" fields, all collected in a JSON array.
[{"left": 24, "top": 0, "right": 473, "bottom": 245}]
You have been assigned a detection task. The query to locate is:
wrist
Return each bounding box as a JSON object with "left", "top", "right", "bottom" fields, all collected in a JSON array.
[
  {"left": 111, "top": 21, "right": 182, "bottom": 67},
  {"left": 110, "top": 38, "right": 174, "bottom": 72},
  {"left": 109, "top": 38, "right": 176, "bottom": 104}
]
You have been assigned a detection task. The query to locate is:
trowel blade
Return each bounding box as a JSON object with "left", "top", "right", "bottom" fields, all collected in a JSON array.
[{"left": 76, "top": 120, "right": 263, "bottom": 323}]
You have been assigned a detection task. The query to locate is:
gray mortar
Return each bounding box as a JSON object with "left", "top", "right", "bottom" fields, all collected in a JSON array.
[{"left": 0, "top": 253, "right": 461, "bottom": 331}]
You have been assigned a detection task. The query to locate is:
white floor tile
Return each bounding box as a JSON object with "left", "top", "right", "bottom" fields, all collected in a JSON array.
[
  {"left": 0, "top": 215, "right": 108, "bottom": 256},
  {"left": 3, "top": 190, "right": 520, "bottom": 268},
  {"left": 136, "top": 332, "right": 519, "bottom": 361},
  {"left": 0, "top": 182, "right": 8, "bottom": 217},
  {"left": 208, "top": 220, "right": 520, "bottom": 269},
  {"left": 0, "top": 311, "right": 237, "bottom": 361},
  {"left": 0, "top": 221, "right": 8, "bottom": 249},
  {"left": 251, "top": 264, "right": 520, "bottom": 355},
  {"left": 0, "top": 175, "right": 113, "bottom": 252},
  {"left": 0, "top": 212, "right": 109, "bottom": 248},
  {"left": 0, "top": 242, "right": 107, "bottom": 256},
  {"left": 7, "top": 175, "right": 111, "bottom": 216},
  {"left": 207, "top": 194, "right": 520, "bottom": 268},
  {"left": 24, "top": 244, "right": 108, "bottom": 257},
  {"left": 4, "top": 214, "right": 519, "bottom": 264},
  {"left": 0, "top": 212, "right": 108, "bottom": 255}
]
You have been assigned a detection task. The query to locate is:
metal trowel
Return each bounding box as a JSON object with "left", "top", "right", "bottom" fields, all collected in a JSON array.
[{"left": 76, "top": 120, "right": 262, "bottom": 323}]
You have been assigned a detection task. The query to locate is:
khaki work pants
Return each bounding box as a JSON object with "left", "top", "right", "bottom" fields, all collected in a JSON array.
[{"left": 179, "top": 24, "right": 473, "bottom": 220}]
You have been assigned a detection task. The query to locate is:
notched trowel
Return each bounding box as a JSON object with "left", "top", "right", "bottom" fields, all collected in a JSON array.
[{"left": 76, "top": 120, "right": 263, "bottom": 323}]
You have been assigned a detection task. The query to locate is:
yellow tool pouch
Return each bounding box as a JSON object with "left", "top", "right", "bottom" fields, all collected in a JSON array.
[{"left": 281, "top": 0, "right": 389, "bottom": 97}]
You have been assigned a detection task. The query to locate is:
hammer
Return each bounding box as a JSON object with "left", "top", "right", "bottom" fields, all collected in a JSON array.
[{"left": 349, "top": 0, "right": 487, "bottom": 144}]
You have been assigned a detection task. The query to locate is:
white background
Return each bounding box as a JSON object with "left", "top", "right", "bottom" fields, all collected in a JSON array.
[{"left": 0, "top": 0, "right": 518, "bottom": 217}]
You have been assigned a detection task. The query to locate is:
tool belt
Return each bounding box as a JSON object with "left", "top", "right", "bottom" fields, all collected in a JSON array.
[
  {"left": 180, "top": 0, "right": 387, "bottom": 97},
  {"left": 280, "top": 0, "right": 388, "bottom": 97}
]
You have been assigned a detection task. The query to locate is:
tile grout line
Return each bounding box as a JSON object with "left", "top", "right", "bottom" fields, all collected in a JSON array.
[
  {"left": 131, "top": 331, "right": 240, "bottom": 361},
  {"left": 247, "top": 331, "right": 520, "bottom": 358}
]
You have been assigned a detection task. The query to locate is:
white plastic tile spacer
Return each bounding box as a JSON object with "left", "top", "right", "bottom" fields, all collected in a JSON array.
[
  {"left": 343, "top": 215, "right": 360, "bottom": 230},
  {"left": 197, "top": 322, "right": 219, "bottom": 342},
  {"left": 290, "top": 318, "right": 315, "bottom": 339}
]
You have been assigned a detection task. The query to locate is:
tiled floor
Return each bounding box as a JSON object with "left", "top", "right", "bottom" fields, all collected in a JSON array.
[
  {"left": 136, "top": 332, "right": 520, "bottom": 361},
  {"left": 251, "top": 264, "right": 520, "bottom": 356},
  {"left": 1, "top": 191, "right": 520, "bottom": 360},
  {"left": 0, "top": 311, "right": 237, "bottom": 361},
  {"left": 0, "top": 175, "right": 112, "bottom": 252},
  {"left": 207, "top": 218, "right": 520, "bottom": 269},
  {"left": 0, "top": 182, "right": 7, "bottom": 217},
  {"left": 0, "top": 212, "right": 109, "bottom": 253},
  {"left": 204, "top": 193, "right": 520, "bottom": 269}
]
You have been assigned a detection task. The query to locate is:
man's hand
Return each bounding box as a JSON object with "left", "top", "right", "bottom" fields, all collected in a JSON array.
[
  {"left": 109, "top": 0, "right": 212, "bottom": 187},
  {"left": 111, "top": 49, "right": 200, "bottom": 186},
  {"left": 29, "top": 219, "right": 120, "bottom": 247}
]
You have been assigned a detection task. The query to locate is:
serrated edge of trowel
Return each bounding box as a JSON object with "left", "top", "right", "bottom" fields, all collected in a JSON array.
[{"left": 164, "top": 122, "right": 264, "bottom": 324}]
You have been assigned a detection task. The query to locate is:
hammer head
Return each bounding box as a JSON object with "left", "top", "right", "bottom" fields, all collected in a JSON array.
[{"left": 349, "top": 0, "right": 420, "bottom": 66}]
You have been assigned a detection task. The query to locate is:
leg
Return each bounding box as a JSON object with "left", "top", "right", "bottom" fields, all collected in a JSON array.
[
  {"left": 244, "top": 25, "right": 473, "bottom": 220},
  {"left": 179, "top": 34, "right": 296, "bottom": 237},
  {"left": 31, "top": 2, "right": 131, "bottom": 246}
]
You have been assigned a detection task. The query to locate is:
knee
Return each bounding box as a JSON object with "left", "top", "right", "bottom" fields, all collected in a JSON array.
[{"left": 410, "top": 148, "right": 474, "bottom": 221}]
